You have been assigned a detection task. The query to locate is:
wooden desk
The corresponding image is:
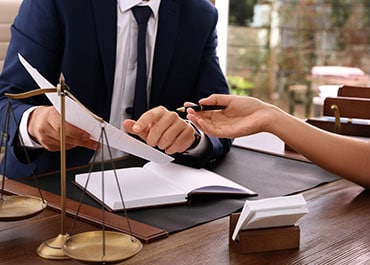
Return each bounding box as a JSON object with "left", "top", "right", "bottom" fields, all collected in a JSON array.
[{"left": 1, "top": 178, "right": 369, "bottom": 265}]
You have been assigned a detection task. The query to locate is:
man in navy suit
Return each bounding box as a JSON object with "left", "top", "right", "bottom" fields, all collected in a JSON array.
[{"left": 0, "top": 0, "right": 231, "bottom": 179}]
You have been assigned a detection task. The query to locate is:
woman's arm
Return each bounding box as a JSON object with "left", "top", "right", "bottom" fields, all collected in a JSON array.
[{"left": 187, "top": 94, "right": 370, "bottom": 188}]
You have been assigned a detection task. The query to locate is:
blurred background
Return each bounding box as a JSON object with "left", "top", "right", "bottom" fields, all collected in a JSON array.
[{"left": 216, "top": 0, "right": 370, "bottom": 118}]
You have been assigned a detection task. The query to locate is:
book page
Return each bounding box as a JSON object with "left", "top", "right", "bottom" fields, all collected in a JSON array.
[
  {"left": 75, "top": 167, "right": 186, "bottom": 210},
  {"left": 144, "top": 162, "right": 256, "bottom": 195}
]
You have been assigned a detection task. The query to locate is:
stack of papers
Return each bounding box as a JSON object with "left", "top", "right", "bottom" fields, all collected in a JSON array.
[{"left": 232, "top": 194, "right": 309, "bottom": 240}]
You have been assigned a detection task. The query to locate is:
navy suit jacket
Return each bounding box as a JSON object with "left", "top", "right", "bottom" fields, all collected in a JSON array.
[{"left": 0, "top": 0, "right": 231, "bottom": 179}]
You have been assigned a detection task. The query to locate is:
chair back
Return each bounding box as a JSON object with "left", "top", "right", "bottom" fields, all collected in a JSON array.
[
  {"left": 0, "top": 0, "right": 22, "bottom": 72},
  {"left": 323, "top": 97, "right": 370, "bottom": 120},
  {"left": 337, "top": 85, "right": 370, "bottom": 99}
]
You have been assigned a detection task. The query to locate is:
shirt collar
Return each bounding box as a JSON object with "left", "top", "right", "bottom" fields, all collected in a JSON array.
[{"left": 118, "top": 0, "right": 160, "bottom": 18}]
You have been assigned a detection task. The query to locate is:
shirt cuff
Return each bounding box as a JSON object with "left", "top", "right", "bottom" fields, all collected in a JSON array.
[{"left": 19, "top": 106, "right": 43, "bottom": 148}]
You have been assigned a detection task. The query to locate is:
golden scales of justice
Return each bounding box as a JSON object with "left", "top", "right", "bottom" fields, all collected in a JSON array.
[{"left": 0, "top": 74, "right": 142, "bottom": 262}]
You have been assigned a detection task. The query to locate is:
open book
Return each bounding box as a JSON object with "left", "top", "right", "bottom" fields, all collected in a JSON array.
[
  {"left": 75, "top": 162, "right": 257, "bottom": 211},
  {"left": 232, "top": 194, "right": 308, "bottom": 240}
]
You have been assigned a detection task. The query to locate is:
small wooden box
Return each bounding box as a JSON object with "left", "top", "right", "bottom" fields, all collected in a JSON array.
[{"left": 229, "top": 213, "right": 300, "bottom": 254}]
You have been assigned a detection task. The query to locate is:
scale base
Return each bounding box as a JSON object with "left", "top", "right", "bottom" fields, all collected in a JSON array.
[{"left": 37, "top": 233, "right": 70, "bottom": 260}]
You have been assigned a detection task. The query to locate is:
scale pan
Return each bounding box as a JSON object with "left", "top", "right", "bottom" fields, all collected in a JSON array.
[
  {"left": 63, "top": 231, "right": 142, "bottom": 263},
  {"left": 0, "top": 195, "right": 47, "bottom": 221}
]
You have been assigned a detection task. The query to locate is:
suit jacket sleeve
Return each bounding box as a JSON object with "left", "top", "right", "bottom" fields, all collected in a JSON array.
[{"left": 158, "top": 0, "right": 232, "bottom": 168}]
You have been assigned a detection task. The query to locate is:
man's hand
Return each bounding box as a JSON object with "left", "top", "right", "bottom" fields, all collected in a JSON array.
[
  {"left": 28, "top": 106, "right": 100, "bottom": 151},
  {"left": 123, "top": 106, "right": 197, "bottom": 154}
]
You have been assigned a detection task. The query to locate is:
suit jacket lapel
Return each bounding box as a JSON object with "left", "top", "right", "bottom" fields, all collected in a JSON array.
[
  {"left": 91, "top": 0, "right": 117, "bottom": 100},
  {"left": 150, "top": 0, "right": 180, "bottom": 107}
]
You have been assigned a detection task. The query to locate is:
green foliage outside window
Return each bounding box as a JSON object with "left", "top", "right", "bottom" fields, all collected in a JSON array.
[{"left": 227, "top": 75, "right": 255, "bottom": 96}]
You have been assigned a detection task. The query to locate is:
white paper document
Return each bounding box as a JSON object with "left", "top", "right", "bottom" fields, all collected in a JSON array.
[
  {"left": 18, "top": 53, "right": 173, "bottom": 164},
  {"left": 232, "top": 132, "right": 285, "bottom": 155},
  {"left": 232, "top": 194, "right": 308, "bottom": 241}
]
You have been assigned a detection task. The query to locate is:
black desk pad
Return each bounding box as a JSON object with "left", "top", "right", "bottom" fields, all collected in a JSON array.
[{"left": 18, "top": 147, "right": 339, "bottom": 233}]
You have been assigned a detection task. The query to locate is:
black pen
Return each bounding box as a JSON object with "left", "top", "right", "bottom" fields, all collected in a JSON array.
[{"left": 176, "top": 105, "right": 226, "bottom": 112}]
